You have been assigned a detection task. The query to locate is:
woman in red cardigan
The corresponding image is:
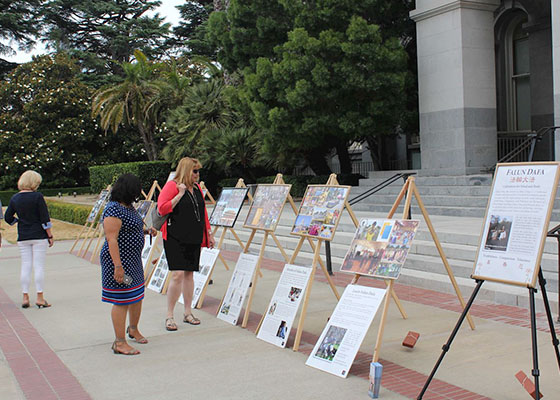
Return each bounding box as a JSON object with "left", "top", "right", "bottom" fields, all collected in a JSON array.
[{"left": 158, "top": 157, "right": 215, "bottom": 331}]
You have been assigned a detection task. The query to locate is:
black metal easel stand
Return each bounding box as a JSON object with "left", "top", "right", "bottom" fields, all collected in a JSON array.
[{"left": 418, "top": 272, "right": 560, "bottom": 400}]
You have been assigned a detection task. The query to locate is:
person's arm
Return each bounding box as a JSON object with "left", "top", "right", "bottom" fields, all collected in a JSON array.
[
  {"left": 37, "top": 193, "right": 54, "bottom": 247},
  {"left": 4, "top": 198, "right": 17, "bottom": 226},
  {"left": 196, "top": 183, "right": 215, "bottom": 248},
  {"left": 104, "top": 216, "right": 124, "bottom": 283},
  {"left": 157, "top": 181, "right": 184, "bottom": 215}
]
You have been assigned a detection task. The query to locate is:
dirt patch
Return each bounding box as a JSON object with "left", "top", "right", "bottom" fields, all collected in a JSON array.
[{"left": 2, "top": 219, "right": 86, "bottom": 245}]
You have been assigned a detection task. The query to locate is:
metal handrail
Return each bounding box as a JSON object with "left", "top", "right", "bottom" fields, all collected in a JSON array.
[{"left": 348, "top": 172, "right": 416, "bottom": 206}]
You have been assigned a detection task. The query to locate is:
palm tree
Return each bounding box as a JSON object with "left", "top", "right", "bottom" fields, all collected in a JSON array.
[{"left": 92, "top": 50, "right": 160, "bottom": 160}]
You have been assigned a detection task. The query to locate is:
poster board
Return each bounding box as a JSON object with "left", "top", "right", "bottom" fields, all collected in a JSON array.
[
  {"left": 209, "top": 187, "right": 249, "bottom": 227},
  {"left": 340, "top": 219, "right": 420, "bottom": 279},
  {"left": 87, "top": 189, "right": 110, "bottom": 223},
  {"left": 141, "top": 235, "right": 156, "bottom": 269},
  {"left": 217, "top": 253, "right": 259, "bottom": 325},
  {"left": 256, "top": 264, "right": 312, "bottom": 348},
  {"left": 147, "top": 251, "right": 169, "bottom": 293},
  {"left": 291, "top": 185, "right": 351, "bottom": 241},
  {"left": 135, "top": 200, "right": 153, "bottom": 221},
  {"left": 306, "top": 285, "right": 387, "bottom": 378},
  {"left": 244, "top": 184, "right": 291, "bottom": 231},
  {"left": 472, "top": 162, "right": 560, "bottom": 288},
  {"left": 178, "top": 248, "right": 220, "bottom": 307}
]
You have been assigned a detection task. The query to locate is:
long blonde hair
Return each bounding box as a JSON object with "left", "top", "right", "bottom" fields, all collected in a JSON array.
[{"left": 174, "top": 157, "right": 202, "bottom": 187}]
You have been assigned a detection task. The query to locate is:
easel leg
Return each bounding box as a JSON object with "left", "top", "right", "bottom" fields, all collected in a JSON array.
[
  {"left": 229, "top": 228, "right": 245, "bottom": 250},
  {"left": 271, "top": 232, "right": 290, "bottom": 263},
  {"left": 293, "top": 240, "right": 322, "bottom": 352},
  {"left": 289, "top": 237, "right": 305, "bottom": 264},
  {"left": 242, "top": 232, "right": 268, "bottom": 328},
  {"left": 306, "top": 238, "right": 339, "bottom": 299},
  {"left": 216, "top": 227, "right": 230, "bottom": 270},
  {"left": 417, "top": 280, "right": 484, "bottom": 399},
  {"left": 529, "top": 287, "right": 541, "bottom": 397},
  {"left": 538, "top": 269, "right": 560, "bottom": 370},
  {"left": 373, "top": 280, "right": 394, "bottom": 362},
  {"left": 387, "top": 282, "right": 407, "bottom": 319}
]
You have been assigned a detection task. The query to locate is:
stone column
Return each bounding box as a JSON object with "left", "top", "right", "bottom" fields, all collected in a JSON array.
[
  {"left": 411, "top": 0, "right": 500, "bottom": 175},
  {"left": 553, "top": 0, "right": 560, "bottom": 159}
]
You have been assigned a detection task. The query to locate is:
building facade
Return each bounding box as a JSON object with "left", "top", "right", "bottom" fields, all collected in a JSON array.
[{"left": 411, "top": 0, "right": 558, "bottom": 175}]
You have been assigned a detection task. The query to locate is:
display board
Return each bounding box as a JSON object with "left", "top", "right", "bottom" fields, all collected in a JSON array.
[
  {"left": 141, "top": 235, "right": 155, "bottom": 269},
  {"left": 291, "top": 185, "right": 351, "bottom": 241},
  {"left": 244, "top": 184, "right": 291, "bottom": 231},
  {"left": 209, "top": 187, "right": 249, "bottom": 227},
  {"left": 217, "top": 253, "right": 259, "bottom": 325},
  {"left": 178, "top": 248, "right": 220, "bottom": 307},
  {"left": 257, "top": 264, "right": 312, "bottom": 348},
  {"left": 147, "top": 251, "right": 169, "bottom": 293},
  {"left": 306, "top": 285, "right": 387, "bottom": 378},
  {"left": 135, "top": 200, "right": 153, "bottom": 221},
  {"left": 472, "top": 162, "right": 560, "bottom": 288},
  {"left": 87, "top": 189, "right": 110, "bottom": 223},
  {"left": 340, "top": 219, "right": 420, "bottom": 279}
]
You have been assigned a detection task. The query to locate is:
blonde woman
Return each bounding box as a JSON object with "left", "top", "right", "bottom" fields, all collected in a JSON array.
[
  {"left": 4, "top": 171, "right": 54, "bottom": 308},
  {"left": 158, "top": 157, "right": 215, "bottom": 331}
]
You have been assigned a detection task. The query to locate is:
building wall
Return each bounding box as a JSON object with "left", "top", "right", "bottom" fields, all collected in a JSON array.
[{"left": 553, "top": 0, "right": 560, "bottom": 159}]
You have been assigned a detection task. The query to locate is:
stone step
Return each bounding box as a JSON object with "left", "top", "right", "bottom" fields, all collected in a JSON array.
[
  {"left": 350, "top": 185, "right": 492, "bottom": 197},
  {"left": 364, "top": 174, "right": 493, "bottom": 186}
]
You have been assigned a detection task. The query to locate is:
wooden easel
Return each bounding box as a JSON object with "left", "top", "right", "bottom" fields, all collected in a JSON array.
[
  {"left": 197, "top": 178, "right": 250, "bottom": 309},
  {"left": 87, "top": 180, "right": 162, "bottom": 262},
  {"left": 199, "top": 181, "right": 216, "bottom": 205},
  {"left": 239, "top": 174, "right": 293, "bottom": 328},
  {"left": 71, "top": 185, "right": 111, "bottom": 255},
  {"left": 352, "top": 175, "right": 476, "bottom": 363}
]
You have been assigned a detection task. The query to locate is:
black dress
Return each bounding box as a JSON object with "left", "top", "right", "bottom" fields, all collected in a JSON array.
[{"left": 163, "top": 185, "right": 205, "bottom": 271}]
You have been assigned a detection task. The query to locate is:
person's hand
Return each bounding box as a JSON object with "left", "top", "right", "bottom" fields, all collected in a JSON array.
[
  {"left": 208, "top": 234, "right": 216, "bottom": 248},
  {"left": 47, "top": 237, "right": 54, "bottom": 247},
  {"left": 147, "top": 227, "right": 157, "bottom": 236},
  {"left": 177, "top": 183, "right": 187, "bottom": 195},
  {"left": 114, "top": 266, "right": 124, "bottom": 283}
]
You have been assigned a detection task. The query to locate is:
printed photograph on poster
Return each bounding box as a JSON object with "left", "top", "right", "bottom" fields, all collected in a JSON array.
[
  {"left": 217, "top": 253, "right": 259, "bottom": 325},
  {"left": 306, "top": 285, "right": 387, "bottom": 378},
  {"left": 135, "top": 200, "right": 153, "bottom": 221},
  {"left": 147, "top": 251, "right": 169, "bottom": 293},
  {"left": 190, "top": 248, "right": 220, "bottom": 308},
  {"left": 209, "top": 187, "right": 249, "bottom": 227},
  {"left": 87, "top": 189, "right": 110, "bottom": 223},
  {"left": 244, "top": 185, "right": 291, "bottom": 231},
  {"left": 340, "top": 219, "right": 419, "bottom": 279},
  {"left": 256, "top": 264, "right": 312, "bottom": 348},
  {"left": 473, "top": 163, "right": 560, "bottom": 287},
  {"left": 141, "top": 234, "right": 155, "bottom": 269},
  {"left": 291, "top": 185, "right": 351, "bottom": 241},
  {"left": 483, "top": 215, "right": 512, "bottom": 251}
]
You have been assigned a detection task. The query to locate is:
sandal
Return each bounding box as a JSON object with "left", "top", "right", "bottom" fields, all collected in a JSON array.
[
  {"left": 111, "top": 339, "right": 140, "bottom": 355},
  {"left": 36, "top": 300, "right": 51, "bottom": 309},
  {"left": 127, "top": 326, "right": 148, "bottom": 344},
  {"left": 183, "top": 313, "right": 201, "bottom": 325},
  {"left": 165, "top": 317, "right": 178, "bottom": 331}
]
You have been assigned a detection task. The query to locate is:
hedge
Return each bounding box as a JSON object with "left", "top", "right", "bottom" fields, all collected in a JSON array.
[
  {"left": 218, "top": 174, "right": 363, "bottom": 198},
  {"left": 0, "top": 187, "right": 92, "bottom": 205},
  {"left": 89, "top": 161, "right": 171, "bottom": 194},
  {"left": 45, "top": 200, "right": 92, "bottom": 225}
]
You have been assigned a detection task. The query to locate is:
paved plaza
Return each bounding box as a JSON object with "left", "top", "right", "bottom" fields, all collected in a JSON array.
[{"left": 0, "top": 235, "right": 559, "bottom": 400}]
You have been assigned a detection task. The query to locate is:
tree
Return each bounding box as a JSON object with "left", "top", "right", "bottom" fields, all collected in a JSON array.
[
  {"left": 242, "top": 16, "right": 408, "bottom": 174},
  {"left": 0, "top": 0, "right": 42, "bottom": 57},
  {"left": 0, "top": 54, "right": 144, "bottom": 189},
  {"left": 42, "top": 0, "right": 172, "bottom": 85},
  {"left": 168, "top": 1, "right": 215, "bottom": 57}
]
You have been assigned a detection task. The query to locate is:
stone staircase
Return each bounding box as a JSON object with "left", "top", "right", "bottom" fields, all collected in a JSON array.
[{"left": 211, "top": 183, "right": 560, "bottom": 314}]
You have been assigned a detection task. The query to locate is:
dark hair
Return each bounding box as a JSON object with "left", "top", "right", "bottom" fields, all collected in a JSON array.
[{"left": 110, "top": 173, "right": 142, "bottom": 206}]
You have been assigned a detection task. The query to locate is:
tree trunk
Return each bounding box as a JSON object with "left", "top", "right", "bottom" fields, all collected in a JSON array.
[
  {"left": 303, "top": 150, "right": 331, "bottom": 176},
  {"left": 365, "top": 136, "right": 383, "bottom": 171},
  {"left": 138, "top": 123, "right": 158, "bottom": 161},
  {"left": 335, "top": 140, "right": 352, "bottom": 174}
]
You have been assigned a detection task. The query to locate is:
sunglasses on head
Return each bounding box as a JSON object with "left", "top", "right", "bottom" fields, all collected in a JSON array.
[{"left": 192, "top": 169, "right": 200, "bottom": 173}]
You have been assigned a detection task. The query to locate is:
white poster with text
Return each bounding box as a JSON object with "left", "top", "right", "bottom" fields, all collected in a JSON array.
[
  {"left": 256, "top": 264, "right": 312, "bottom": 348},
  {"left": 147, "top": 251, "right": 169, "bottom": 293},
  {"left": 217, "top": 253, "right": 259, "bottom": 325},
  {"left": 306, "top": 285, "right": 387, "bottom": 378},
  {"left": 473, "top": 163, "right": 560, "bottom": 287},
  {"left": 178, "top": 248, "right": 220, "bottom": 307}
]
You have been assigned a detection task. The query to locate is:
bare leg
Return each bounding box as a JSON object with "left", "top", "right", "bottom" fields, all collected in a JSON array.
[
  {"left": 182, "top": 271, "right": 194, "bottom": 316},
  {"left": 111, "top": 304, "right": 138, "bottom": 354},
  {"left": 166, "top": 271, "right": 184, "bottom": 319},
  {"left": 127, "top": 300, "right": 147, "bottom": 343}
]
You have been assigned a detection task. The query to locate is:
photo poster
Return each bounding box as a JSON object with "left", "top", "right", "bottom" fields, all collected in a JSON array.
[
  {"left": 244, "top": 184, "right": 292, "bottom": 231},
  {"left": 135, "top": 200, "right": 153, "bottom": 222},
  {"left": 141, "top": 234, "right": 156, "bottom": 270},
  {"left": 339, "top": 219, "right": 420, "bottom": 279},
  {"left": 167, "top": 171, "right": 176, "bottom": 182},
  {"left": 209, "top": 187, "right": 249, "bottom": 227},
  {"left": 305, "top": 285, "right": 387, "bottom": 378},
  {"left": 86, "top": 189, "right": 110, "bottom": 223},
  {"left": 217, "top": 253, "right": 260, "bottom": 325},
  {"left": 178, "top": 248, "right": 220, "bottom": 308},
  {"left": 472, "top": 162, "right": 560, "bottom": 288},
  {"left": 291, "top": 185, "right": 351, "bottom": 241},
  {"left": 256, "top": 264, "right": 312, "bottom": 348},
  {"left": 147, "top": 251, "right": 169, "bottom": 293}
]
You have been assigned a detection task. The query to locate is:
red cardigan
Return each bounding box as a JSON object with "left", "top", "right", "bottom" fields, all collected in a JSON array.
[{"left": 157, "top": 180, "right": 211, "bottom": 243}]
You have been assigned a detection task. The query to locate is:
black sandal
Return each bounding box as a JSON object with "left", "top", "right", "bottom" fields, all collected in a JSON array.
[{"left": 36, "top": 300, "right": 51, "bottom": 309}]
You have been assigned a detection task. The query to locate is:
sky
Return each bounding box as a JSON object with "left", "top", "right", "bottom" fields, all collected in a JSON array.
[{"left": 2, "top": 0, "right": 184, "bottom": 64}]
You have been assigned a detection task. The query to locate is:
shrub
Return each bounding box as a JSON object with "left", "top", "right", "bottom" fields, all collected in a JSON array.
[
  {"left": 0, "top": 187, "right": 92, "bottom": 205},
  {"left": 89, "top": 161, "right": 171, "bottom": 193},
  {"left": 45, "top": 200, "right": 92, "bottom": 225}
]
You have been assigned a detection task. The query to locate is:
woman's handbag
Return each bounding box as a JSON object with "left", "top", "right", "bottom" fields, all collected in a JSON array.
[{"left": 151, "top": 208, "right": 169, "bottom": 231}]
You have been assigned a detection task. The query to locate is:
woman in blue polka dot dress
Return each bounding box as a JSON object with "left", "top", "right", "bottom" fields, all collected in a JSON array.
[{"left": 100, "top": 174, "right": 156, "bottom": 355}]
